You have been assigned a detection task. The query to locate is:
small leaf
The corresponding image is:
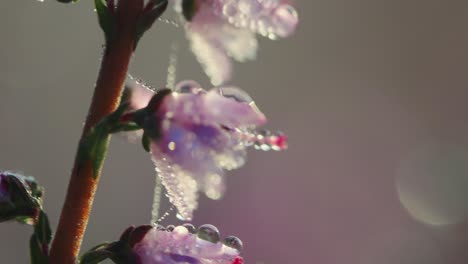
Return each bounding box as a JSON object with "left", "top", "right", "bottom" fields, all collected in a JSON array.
[
  {"left": 79, "top": 243, "right": 113, "bottom": 264},
  {"left": 34, "top": 211, "right": 52, "bottom": 245},
  {"left": 92, "top": 132, "right": 110, "bottom": 179},
  {"left": 135, "top": 0, "right": 169, "bottom": 48},
  {"left": 30, "top": 234, "right": 48, "bottom": 264},
  {"left": 181, "top": 0, "right": 197, "bottom": 21},
  {"left": 95, "top": 0, "right": 117, "bottom": 45},
  {"left": 142, "top": 132, "right": 151, "bottom": 152}
]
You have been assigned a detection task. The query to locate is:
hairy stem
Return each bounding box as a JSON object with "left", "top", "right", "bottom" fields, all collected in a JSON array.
[{"left": 49, "top": 1, "right": 143, "bottom": 262}]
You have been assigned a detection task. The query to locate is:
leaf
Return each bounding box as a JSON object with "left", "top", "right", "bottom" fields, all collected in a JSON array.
[
  {"left": 135, "top": 0, "right": 169, "bottom": 48},
  {"left": 34, "top": 211, "right": 52, "bottom": 245},
  {"left": 79, "top": 244, "right": 113, "bottom": 264},
  {"left": 142, "top": 132, "right": 151, "bottom": 152},
  {"left": 92, "top": 131, "right": 110, "bottom": 179},
  {"left": 30, "top": 234, "right": 49, "bottom": 264},
  {"left": 30, "top": 211, "right": 52, "bottom": 264},
  {"left": 94, "top": 0, "right": 117, "bottom": 45},
  {"left": 182, "top": 0, "right": 197, "bottom": 21}
]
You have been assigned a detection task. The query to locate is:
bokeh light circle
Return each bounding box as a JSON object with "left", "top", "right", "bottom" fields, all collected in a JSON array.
[{"left": 396, "top": 143, "right": 468, "bottom": 226}]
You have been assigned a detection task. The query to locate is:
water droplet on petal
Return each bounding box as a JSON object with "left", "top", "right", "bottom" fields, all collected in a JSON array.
[
  {"left": 176, "top": 213, "right": 188, "bottom": 221},
  {"left": 224, "top": 236, "right": 244, "bottom": 252},
  {"left": 271, "top": 132, "right": 288, "bottom": 151},
  {"left": 216, "top": 87, "right": 253, "bottom": 104},
  {"left": 223, "top": 2, "right": 239, "bottom": 17},
  {"left": 197, "top": 224, "right": 220, "bottom": 243},
  {"left": 273, "top": 4, "right": 299, "bottom": 37},
  {"left": 155, "top": 224, "right": 166, "bottom": 231},
  {"left": 175, "top": 80, "right": 203, "bottom": 94},
  {"left": 182, "top": 223, "right": 197, "bottom": 234}
]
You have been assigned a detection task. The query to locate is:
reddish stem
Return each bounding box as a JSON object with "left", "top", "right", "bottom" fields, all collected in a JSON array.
[{"left": 49, "top": 1, "right": 143, "bottom": 263}]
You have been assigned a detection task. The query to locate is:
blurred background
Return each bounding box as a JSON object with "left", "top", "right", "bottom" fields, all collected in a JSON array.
[{"left": 2, "top": 0, "right": 468, "bottom": 263}]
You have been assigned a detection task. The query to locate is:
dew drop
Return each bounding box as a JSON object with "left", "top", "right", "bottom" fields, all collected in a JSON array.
[
  {"left": 223, "top": 236, "right": 244, "bottom": 252},
  {"left": 182, "top": 223, "right": 197, "bottom": 234},
  {"left": 272, "top": 4, "right": 298, "bottom": 37},
  {"left": 155, "top": 224, "right": 166, "bottom": 231},
  {"left": 175, "top": 80, "right": 203, "bottom": 94},
  {"left": 216, "top": 87, "right": 253, "bottom": 104},
  {"left": 176, "top": 213, "right": 188, "bottom": 221},
  {"left": 222, "top": 2, "right": 238, "bottom": 17},
  {"left": 197, "top": 224, "right": 220, "bottom": 243}
]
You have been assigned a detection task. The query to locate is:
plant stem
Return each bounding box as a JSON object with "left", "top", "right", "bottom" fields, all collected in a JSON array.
[{"left": 49, "top": 1, "right": 143, "bottom": 263}]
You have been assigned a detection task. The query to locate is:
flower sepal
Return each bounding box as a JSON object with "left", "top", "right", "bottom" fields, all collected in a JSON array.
[
  {"left": 79, "top": 225, "right": 152, "bottom": 264},
  {"left": 181, "top": 0, "right": 198, "bottom": 21},
  {"left": 77, "top": 102, "right": 141, "bottom": 178},
  {"left": 136, "top": 0, "right": 169, "bottom": 48},
  {"left": 30, "top": 211, "right": 52, "bottom": 264}
]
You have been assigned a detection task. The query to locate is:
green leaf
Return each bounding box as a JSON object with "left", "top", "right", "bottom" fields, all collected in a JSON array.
[
  {"left": 91, "top": 130, "right": 111, "bottom": 179},
  {"left": 95, "top": 0, "right": 117, "bottom": 45},
  {"left": 135, "top": 0, "right": 169, "bottom": 48},
  {"left": 34, "top": 211, "right": 52, "bottom": 245},
  {"left": 142, "top": 132, "right": 151, "bottom": 152},
  {"left": 181, "top": 0, "right": 197, "bottom": 21},
  {"left": 30, "top": 234, "right": 49, "bottom": 264},
  {"left": 79, "top": 243, "right": 113, "bottom": 264}
]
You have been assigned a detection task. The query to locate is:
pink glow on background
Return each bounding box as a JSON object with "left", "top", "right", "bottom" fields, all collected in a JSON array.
[{"left": 1, "top": 1, "right": 468, "bottom": 263}]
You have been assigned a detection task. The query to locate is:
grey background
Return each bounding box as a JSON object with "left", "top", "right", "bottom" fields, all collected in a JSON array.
[{"left": 2, "top": 0, "right": 468, "bottom": 263}]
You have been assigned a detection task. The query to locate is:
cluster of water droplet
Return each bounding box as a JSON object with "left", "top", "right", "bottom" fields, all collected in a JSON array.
[
  {"left": 152, "top": 154, "right": 198, "bottom": 221},
  {"left": 209, "top": 0, "right": 299, "bottom": 39},
  {"left": 156, "top": 223, "right": 244, "bottom": 252},
  {"left": 246, "top": 129, "right": 288, "bottom": 151},
  {"left": 174, "top": 82, "right": 287, "bottom": 152},
  {"left": 136, "top": 223, "right": 244, "bottom": 264}
]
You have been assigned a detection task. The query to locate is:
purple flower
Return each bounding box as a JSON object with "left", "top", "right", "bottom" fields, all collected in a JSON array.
[
  {"left": 133, "top": 224, "right": 244, "bottom": 264},
  {"left": 176, "top": 0, "right": 299, "bottom": 85},
  {"left": 81, "top": 224, "right": 245, "bottom": 264},
  {"left": 126, "top": 80, "right": 287, "bottom": 221}
]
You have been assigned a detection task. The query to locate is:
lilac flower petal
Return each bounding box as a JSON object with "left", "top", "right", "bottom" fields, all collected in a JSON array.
[
  {"left": 170, "top": 254, "right": 200, "bottom": 263},
  {"left": 187, "top": 7, "right": 257, "bottom": 85},
  {"left": 151, "top": 143, "right": 199, "bottom": 221},
  {"left": 210, "top": 0, "right": 299, "bottom": 38},
  {"left": 127, "top": 79, "right": 155, "bottom": 110},
  {"left": 134, "top": 226, "right": 242, "bottom": 264},
  {"left": 187, "top": 27, "right": 233, "bottom": 86},
  {"left": 204, "top": 89, "right": 266, "bottom": 127}
]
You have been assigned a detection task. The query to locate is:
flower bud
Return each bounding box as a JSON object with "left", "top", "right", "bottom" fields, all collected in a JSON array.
[{"left": 0, "top": 171, "right": 43, "bottom": 224}]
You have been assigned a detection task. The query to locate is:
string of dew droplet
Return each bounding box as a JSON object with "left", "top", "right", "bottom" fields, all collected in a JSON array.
[
  {"left": 155, "top": 205, "right": 175, "bottom": 225},
  {"left": 236, "top": 129, "right": 287, "bottom": 151},
  {"left": 150, "top": 172, "right": 163, "bottom": 225},
  {"left": 157, "top": 17, "right": 181, "bottom": 28},
  {"left": 166, "top": 42, "right": 178, "bottom": 90}
]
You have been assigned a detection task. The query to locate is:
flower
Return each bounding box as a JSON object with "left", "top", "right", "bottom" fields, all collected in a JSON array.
[
  {"left": 135, "top": 224, "right": 244, "bottom": 264},
  {"left": 126, "top": 80, "right": 287, "bottom": 221},
  {"left": 176, "top": 0, "right": 299, "bottom": 85},
  {"left": 0, "top": 171, "right": 43, "bottom": 224},
  {"left": 80, "top": 224, "right": 244, "bottom": 264}
]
